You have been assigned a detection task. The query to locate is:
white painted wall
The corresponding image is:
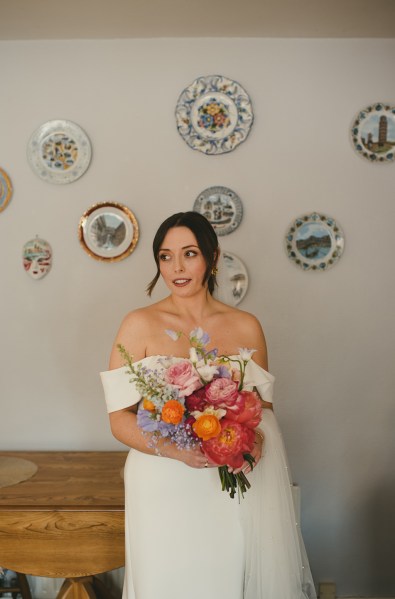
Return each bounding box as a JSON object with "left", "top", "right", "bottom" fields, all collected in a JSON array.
[{"left": 1, "top": 38, "right": 395, "bottom": 597}]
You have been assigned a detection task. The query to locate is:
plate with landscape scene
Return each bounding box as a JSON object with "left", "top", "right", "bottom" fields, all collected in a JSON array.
[{"left": 285, "top": 212, "right": 344, "bottom": 271}]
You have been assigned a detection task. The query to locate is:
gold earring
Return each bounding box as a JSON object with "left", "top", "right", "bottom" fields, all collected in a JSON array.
[{"left": 211, "top": 266, "right": 218, "bottom": 275}]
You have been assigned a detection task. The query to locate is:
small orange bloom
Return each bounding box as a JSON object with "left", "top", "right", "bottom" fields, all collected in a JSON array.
[
  {"left": 143, "top": 398, "right": 156, "bottom": 412},
  {"left": 193, "top": 414, "right": 221, "bottom": 441},
  {"left": 162, "top": 400, "right": 185, "bottom": 425}
]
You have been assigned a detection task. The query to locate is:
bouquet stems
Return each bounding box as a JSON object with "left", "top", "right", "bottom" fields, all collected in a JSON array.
[{"left": 218, "top": 454, "right": 255, "bottom": 500}]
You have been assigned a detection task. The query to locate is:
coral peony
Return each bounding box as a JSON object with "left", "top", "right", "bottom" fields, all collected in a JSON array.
[
  {"left": 202, "top": 419, "right": 255, "bottom": 469},
  {"left": 226, "top": 390, "right": 262, "bottom": 429}
]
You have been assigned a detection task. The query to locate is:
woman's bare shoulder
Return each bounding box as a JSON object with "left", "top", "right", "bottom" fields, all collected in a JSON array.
[
  {"left": 222, "top": 306, "right": 268, "bottom": 369},
  {"left": 109, "top": 304, "right": 163, "bottom": 368}
]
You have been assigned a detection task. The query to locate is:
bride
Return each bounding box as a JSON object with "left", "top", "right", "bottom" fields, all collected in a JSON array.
[{"left": 100, "top": 211, "right": 316, "bottom": 599}]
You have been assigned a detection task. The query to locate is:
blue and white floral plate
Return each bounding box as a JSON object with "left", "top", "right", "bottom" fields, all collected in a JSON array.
[
  {"left": 175, "top": 75, "right": 254, "bottom": 155},
  {"left": 27, "top": 119, "right": 92, "bottom": 184},
  {"left": 351, "top": 103, "right": 395, "bottom": 163},
  {"left": 285, "top": 212, "right": 344, "bottom": 271},
  {"left": 193, "top": 186, "right": 243, "bottom": 236}
]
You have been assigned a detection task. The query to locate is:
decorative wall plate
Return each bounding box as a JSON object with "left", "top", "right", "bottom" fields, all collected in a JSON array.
[
  {"left": 0, "top": 167, "right": 13, "bottom": 212},
  {"left": 22, "top": 236, "right": 52, "bottom": 279},
  {"left": 193, "top": 186, "right": 243, "bottom": 236},
  {"left": 285, "top": 212, "right": 344, "bottom": 271},
  {"left": 351, "top": 103, "right": 395, "bottom": 162},
  {"left": 222, "top": 251, "right": 249, "bottom": 305},
  {"left": 175, "top": 75, "right": 253, "bottom": 155},
  {"left": 27, "top": 119, "right": 92, "bottom": 183},
  {"left": 79, "top": 202, "right": 139, "bottom": 262}
]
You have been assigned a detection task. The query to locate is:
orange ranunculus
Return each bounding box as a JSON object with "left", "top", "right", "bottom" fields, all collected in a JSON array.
[
  {"left": 143, "top": 398, "right": 156, "bottom": 412},
  {"left": 161, "top": 400, "right": 185, "bottom": 425},
  {"left": 193, "top": 414, "right": 221, "bottom": 441}
]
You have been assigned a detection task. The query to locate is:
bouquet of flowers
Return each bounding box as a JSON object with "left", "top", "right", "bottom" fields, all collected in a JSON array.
[{"left": 118, "top": 327, "right": 263, "bottom": 499}]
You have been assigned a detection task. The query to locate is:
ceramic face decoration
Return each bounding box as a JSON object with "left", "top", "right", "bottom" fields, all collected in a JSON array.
[{"left": 23, "top": 237, "right": 52, "bottom": 279}]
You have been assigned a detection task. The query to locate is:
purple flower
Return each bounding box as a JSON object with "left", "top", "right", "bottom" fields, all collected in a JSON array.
[
  {"left": 137, "top": 408, "right": 159, "bottom": 432},
  {"left": 215, "top": 365, "right": 231, "bottom": 379}
]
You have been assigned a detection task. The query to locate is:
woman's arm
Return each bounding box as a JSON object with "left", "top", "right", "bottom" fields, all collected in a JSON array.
[{"left": 106, "top": 311, "right": 209, "bottom": 468}]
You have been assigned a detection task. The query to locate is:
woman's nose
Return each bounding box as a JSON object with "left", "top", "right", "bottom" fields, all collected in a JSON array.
[{"left": 174, "top": 257, "right": 184, "bottom": 272}]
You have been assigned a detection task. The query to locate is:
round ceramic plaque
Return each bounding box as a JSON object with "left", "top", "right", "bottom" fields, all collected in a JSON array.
[
  {"left": 222, "top": 251, "right": 249, "bottom": 305},
  {"left": 27, "top": 119, "right": 92, "bottom": 183},
  {"left": 175, "top": 75, "right": 253, "bottom": 155},
  {"left": 285, "top": 212, "right": 344, "bottom": 271},
  {"left": 193, "top": 186, "right": 243, "bottom": 236},
  {"left": 79, "top": 202, "right": 139, "bottom": 262},
  {"left": 0, "top": 167, "right": 13, "bottom": 212},
  {"left": 351, "top": 103, "right": 395, "bottom": 162}
]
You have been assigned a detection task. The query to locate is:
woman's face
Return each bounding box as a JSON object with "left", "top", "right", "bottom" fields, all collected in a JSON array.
[{"left": 158, "top": 226, "right": 208, "bottom": 297}]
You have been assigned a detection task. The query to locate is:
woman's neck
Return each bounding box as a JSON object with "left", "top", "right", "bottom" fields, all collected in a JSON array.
[{"left": 166, "top": 289, "right": 217, "bottom": 324}]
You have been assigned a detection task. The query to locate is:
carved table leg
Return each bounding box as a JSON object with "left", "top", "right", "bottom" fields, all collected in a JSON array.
[{"left": 57, "top": 578, "right": 97, "bottom": 599}]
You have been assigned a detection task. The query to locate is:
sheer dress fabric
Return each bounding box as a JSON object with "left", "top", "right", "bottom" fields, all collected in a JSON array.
[{"left": 100, "top": 358, "right": 316, "bottom": 599}]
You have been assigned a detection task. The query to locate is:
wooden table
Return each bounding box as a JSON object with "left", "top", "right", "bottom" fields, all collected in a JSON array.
[{"left": 0, "top": 451, "right": 127, "bottom": 599}]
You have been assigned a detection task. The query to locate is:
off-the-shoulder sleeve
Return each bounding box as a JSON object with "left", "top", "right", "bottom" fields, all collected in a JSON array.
[
  {"left": 100, "top": 366, "right": 142, "bottom": 413},
  {"left": 243, "top": 360, "right": 275, "bottom": 403}
]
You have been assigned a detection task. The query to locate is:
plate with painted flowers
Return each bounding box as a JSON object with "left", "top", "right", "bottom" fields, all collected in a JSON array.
[{"left": 175, "top": 75, "right": 253, "bottom": 155}]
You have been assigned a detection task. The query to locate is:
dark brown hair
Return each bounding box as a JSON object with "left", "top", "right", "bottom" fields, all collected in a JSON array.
[{"left": 146, "top": 211, "right": 219, "bottom": 296}]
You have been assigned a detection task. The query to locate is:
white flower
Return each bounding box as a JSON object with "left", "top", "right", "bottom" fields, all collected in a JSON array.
[
  {"left": 196, "top": 363, "right": 218, "bottom": 382},
  {"left": 238, "top": 348, "right": 256, "bottom": 362},
  {"left": 189, "top": 347, "right": 198, "bottom": 363},
  {"left": 191, "top": 406, "right": 227, "bottom": 420}
]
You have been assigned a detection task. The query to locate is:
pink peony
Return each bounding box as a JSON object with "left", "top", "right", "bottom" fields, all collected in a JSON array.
[
  {"left": 205, "top": 378, "right": 245, "bottom": 415},
  {"left": 185, "top": 387, "right": 207, "bottom": 412},
  {"left": 202, "top": 419, "right": 255, "bottom": 469},
  {"left": 164, "top": 360, "right": 202, "bottom": 397},
  {"left": 226, "top": 390, "right": 263, "bottom": 429}
]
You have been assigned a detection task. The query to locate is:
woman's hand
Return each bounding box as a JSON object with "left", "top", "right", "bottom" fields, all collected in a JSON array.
[
  {"left": 172, "top": 444, "right": 214, "bottom": 469},
  {"left": 230, "top": 429, "right": 265, "bottom": 475}
]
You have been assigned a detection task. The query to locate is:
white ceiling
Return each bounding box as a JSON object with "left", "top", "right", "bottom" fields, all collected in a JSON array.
[{"left": 1, "top": 0, "right": 395, "bottom": 40}]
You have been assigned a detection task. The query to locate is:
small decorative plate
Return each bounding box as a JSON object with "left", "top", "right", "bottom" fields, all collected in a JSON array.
[
  {"left": 175, "top": 75, "right": 253, "bottom": 155},
  {"left": 79, "top": 202, "right": 139, "bottom": 262},
  {"left": 351, "top": 103, "right": 395, "bottom": 162},
  {"left": 193, "top": 186, "right": 243, "bottom": 236},
  {"left": 27, "top": 119, "right": 92, "bottom": 183},
  {"left": 222, "top": 251, "right": 249, "bottom": 305},
  {"left": 0, "top": 167, "right": 13, "bottom": 212},
  {"left": 285, "top": 212, "right": 344, "bottom": 271}
]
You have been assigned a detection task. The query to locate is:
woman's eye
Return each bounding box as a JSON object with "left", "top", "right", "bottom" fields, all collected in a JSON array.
[
  {"left": 185, "top": 250, "right": 197, "bottom": 257},
  {"left": 159, "top": 253, "right": 170, "bottom": 261}
]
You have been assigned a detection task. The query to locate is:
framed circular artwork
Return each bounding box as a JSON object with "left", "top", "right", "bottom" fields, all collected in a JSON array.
[
  {"left": 285, "top": 212, "right": 345, "bottom": 271},
  {"left": 175, "top": 75, "right": 254, "bottom": 155},
  {"left": 27, "top": 119, "right": 92, "bottom": 184},
  {"left": 222, "top": 251, "right": 249, "bottom": 305},
  {"left": 0, "top": 167, "right": 13, "bottom": 212},
  {"left": 193, "top": 186, "right": 243, "bottom": 236},
  {"left": 351, "top": 103, "right": 395, "bottom": 162},
  {"left": 78, "top": 202, "right": 139, "bottom": 262}
]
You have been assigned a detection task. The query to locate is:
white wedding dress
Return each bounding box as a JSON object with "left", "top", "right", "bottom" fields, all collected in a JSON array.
[{"left": 100, "top": 357, "right": 316, "bottom": 599}]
